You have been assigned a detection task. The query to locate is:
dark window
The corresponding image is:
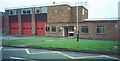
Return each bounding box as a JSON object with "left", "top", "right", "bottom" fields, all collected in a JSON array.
[
  {"left": 22, "top": 9, "right": 31, "bottom": 14},
  {"left": 9, "top": 15, "right": 18, "bottom": 22},
  {"left": 36, "top": 9, "right": 40, "bottom": 13},
  {"left": 23, "top": 10, "right": 26, "bottom": 14},
  {"left": 51, "top": 26, "right": 57, "bottom": 33},
  {"left": 69, "top": 26, "right": 74, "bottom": 32},
  {"left": 46, "top": 27, "right": 50, "bottom": 32},
  {"left": 9, "top": 10, "right": 17, "bottom": 15},
  {"left": 41, "top": 28, "right": 43, "bottom": 30},
  {"left": 69, "top": 33, "right": 74, "bottom": 36},
  {"left": 81, "top": 26, "right": 88, "bottom": 34},
  {"left": 27, "top": 10, "right": 30, "bottom": 14},
  {"left": 35, "top": 7, "right": 42, "bottom": 14},
  {"left": 97, "top": 26, "right": 105, "bottom": 34},
  {"left": 30, "top": 28, "right": 32, "bottom": 29},
  {"left": 21, "top": 15, "right": 31, "bottom": 22},
  {"left": 10, "top": 11, "right": 13, "bottom": 15},
  {"left": 35, "top": 13, "right": 47, "bottom": 21}
]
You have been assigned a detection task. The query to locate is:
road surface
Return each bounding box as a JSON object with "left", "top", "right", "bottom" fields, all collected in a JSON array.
[{"left": 2, "top": 47, "right": 119, "bottom": 61}]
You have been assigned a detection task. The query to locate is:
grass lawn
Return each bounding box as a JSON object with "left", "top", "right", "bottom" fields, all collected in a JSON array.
[
  {"left": 31, "top": 38, "right": 118, "bottom": 52},
  {"left": 3, "top": 36, "right": 118, "bottom": 52},
  {"left": 3, "top": 36, "right": 57, "bottom": 45}
]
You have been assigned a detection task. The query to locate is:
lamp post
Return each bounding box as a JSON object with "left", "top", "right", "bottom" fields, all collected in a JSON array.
[{"left": 76, "top": 5, "right": 79, "bottom": 41}]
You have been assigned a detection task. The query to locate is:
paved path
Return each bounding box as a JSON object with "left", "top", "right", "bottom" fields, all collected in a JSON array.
[{"left": 2, "top": 47, "right": 120, "bottom": 61}]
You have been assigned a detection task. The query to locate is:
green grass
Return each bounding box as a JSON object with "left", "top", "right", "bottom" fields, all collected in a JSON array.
[
  {"left": 31, "top": 38, "right": 118, "bottom": 52},
  {"left": 3, "top": 36, "right": 118, "bottom": 52},
  {"left": 3, "top": 36, "right": 57, "bottom": 45}
]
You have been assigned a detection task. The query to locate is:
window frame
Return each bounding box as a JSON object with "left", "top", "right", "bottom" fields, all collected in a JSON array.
[
  {"left": 9, "top": 10, "right": 17, "bottom": 15},
  {"left": 50, "top": 26, "right": 57, "bottom": 33},
  {"left": 68, "top": 26, "right": 74, "bottom": 32},
  {"left": 80, "top": 26, "right": 89, "bottom": 34},
  {"left": 82, "top": 8, "right": 85, "bottom": 15},
  {"left": 96, "top": 26, "right": 105, "bottom": 34},
  {"left": 21, "top": 8, "right": 32, "bottom": 15},
  {"left": 46, "top": 27, "right": 50, "bottom": 32},
  {"left": 35, "top": 7, "right": 42, "bottom": 14}
]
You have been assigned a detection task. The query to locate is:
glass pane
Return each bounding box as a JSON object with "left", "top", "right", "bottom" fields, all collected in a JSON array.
[{"left": 42, "top": 7, "right": 47, "bottom": 13}]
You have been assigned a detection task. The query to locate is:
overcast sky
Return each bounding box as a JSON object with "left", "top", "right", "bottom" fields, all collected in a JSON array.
[{"left": 0, "top": 0, "right": 119, "bottom": 18}]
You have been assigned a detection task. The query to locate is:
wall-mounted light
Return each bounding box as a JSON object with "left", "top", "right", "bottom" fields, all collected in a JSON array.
[
  {"left": 67, "top": 24, "right": 69, "bottom": 26},
  {"left": 55, "top": 10, "right": 58, "bottom": 13},
  {"left": 60, "top": 27, "right": 62, "bottom": 29},
  {"left": 74, "top": 27, "right": 76, "bottom": 30}
]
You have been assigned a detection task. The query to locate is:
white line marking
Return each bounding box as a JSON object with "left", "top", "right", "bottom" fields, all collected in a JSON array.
[
  {"left": 3, "top": 49, "right": 26, "bottom": 50},
  {"left": 57, "top": 51, "right": 75, "bottom": 59},
  {"left": 25, "top": 49, "right": 30, "bottom": 54},
  {"left": 30, "top": 51, "right": 58, "bottom": 54},
  {"left": 0, "top": 47, "right": 2, "bottom": 50},
  {"left": 5, "top": 48, "right": 120, "bottom": 60},
  {"left": 10, "top": 56, "right": 25, "bottom": 60},
  {"left": 75, "top": 55, "right": 106, "bottom": 59},
  {"left": 102, "top": 55, "right": 120, "bottom": 60}
]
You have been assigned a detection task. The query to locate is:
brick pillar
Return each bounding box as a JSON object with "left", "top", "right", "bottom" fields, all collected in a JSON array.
[
  {"left": 5, "top": 10, "right": 9, "bottom": 34},
  {"left": 32, "top": 7, "right": 36, "bottom": 35},
  {"left": 18, "top": 9, "right": 22, "bottom": 35}
]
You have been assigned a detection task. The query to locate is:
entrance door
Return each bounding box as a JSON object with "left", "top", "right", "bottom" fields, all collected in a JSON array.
[{"left": 64, "top": 26, "right": 68, "bottom": 37}]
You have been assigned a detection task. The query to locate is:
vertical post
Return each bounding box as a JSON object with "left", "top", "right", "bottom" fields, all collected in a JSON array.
[
  {"left": 32, "top": 7, "right": 35, "bottom": 35},
  {"left": 18, "top": 9, "right": 22, "bottom": 35},
  {"left": 76, "top": 6, "right": 79, "bottom": 41},
  {"left": 5, "top": 10, "right": 9, "bottom": 34}
]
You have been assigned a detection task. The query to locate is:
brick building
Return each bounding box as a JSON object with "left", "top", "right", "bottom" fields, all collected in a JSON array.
[
  {"left": 0, "top": 12, "right": 5, "bottom": 34},
  {"left": 4, "top": 3, "right": 119, "bottom": 40}
]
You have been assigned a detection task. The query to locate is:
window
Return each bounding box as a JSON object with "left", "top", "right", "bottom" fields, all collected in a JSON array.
[
  {"left": 42, "top": 6, "right": 47, "bottom": 13},
  {"left": 9, "top": 11, "right": 13, "bottom": 15},
  {"left": 96, "top": 26, "right": 105, "bottom": 34},
  {"left": 9, "top": 10, "right": 17, "bottom": 15},
  {"left": 51, "top": 26, "right": 57, "bottom": 33},
  {"left": 46, "top": 27, "right": 50, "bottom": 32},
  {"left": 22, "top": 8, "right": 32, "bottom": 14},
  {"left": 69, "top": 33, "right": 74, "bottom": 36},
  {"left": 35, "top": 7, "right": 47, "bottom": 14},
  {"left": 68, "top": 26, "right": 74, "bottom": 32},
  {"left": 81, "top": 26, "right": 88, "bottom": 34},
  {"left": 35, "top": 7, "right": 42, "bottom": 14},
  {"left": 82, "top": 9, "right": 84, "bottom": 15}
]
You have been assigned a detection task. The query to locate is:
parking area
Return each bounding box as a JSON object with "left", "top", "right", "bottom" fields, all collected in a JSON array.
[{"left": 2, "top": 47, "right": 119, "bottom": 60}]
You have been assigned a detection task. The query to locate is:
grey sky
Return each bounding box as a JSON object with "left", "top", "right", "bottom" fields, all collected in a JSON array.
[{"left": 0, "top": 0, "right": 119, "bottom": 18}]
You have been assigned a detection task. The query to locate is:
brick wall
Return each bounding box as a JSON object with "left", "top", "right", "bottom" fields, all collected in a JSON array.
[
  {"left": 46, "top": 20, "right": 118, "bottom": 40},
  {"left": 79, "top": 21, "right": 118, "bottom": 40},
  {"left": 71, "top": 6, "right": 88, "bottom": 22},
  {"left": 47, "top": 5, "right": 71, "bottom": 22},
  {"left": 47, "top": 5, "right": 88, "bottom": 23}
]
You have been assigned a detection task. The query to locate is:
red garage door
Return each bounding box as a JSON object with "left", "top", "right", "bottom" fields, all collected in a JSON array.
[
  {"left": 9, "top": 22, "right": 18, "bottom": 34},
  {"left": 36, "top": 22, "right": 45, "bottom": 35},
  {"left": 22, "top": 22, "right": 32, "bottom": 35}
]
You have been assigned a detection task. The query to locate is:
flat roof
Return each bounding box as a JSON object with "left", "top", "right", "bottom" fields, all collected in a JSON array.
[
  {"left": 5, "top": 2, "right": 88, "bottom": 10},
  {"left": 84, "top": 17, "right": 119, "bottom": 21}
]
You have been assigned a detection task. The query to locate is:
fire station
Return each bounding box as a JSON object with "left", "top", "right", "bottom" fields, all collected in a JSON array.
[{"left": 4, "top": 3, "right": 119, "bottom": 40}]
